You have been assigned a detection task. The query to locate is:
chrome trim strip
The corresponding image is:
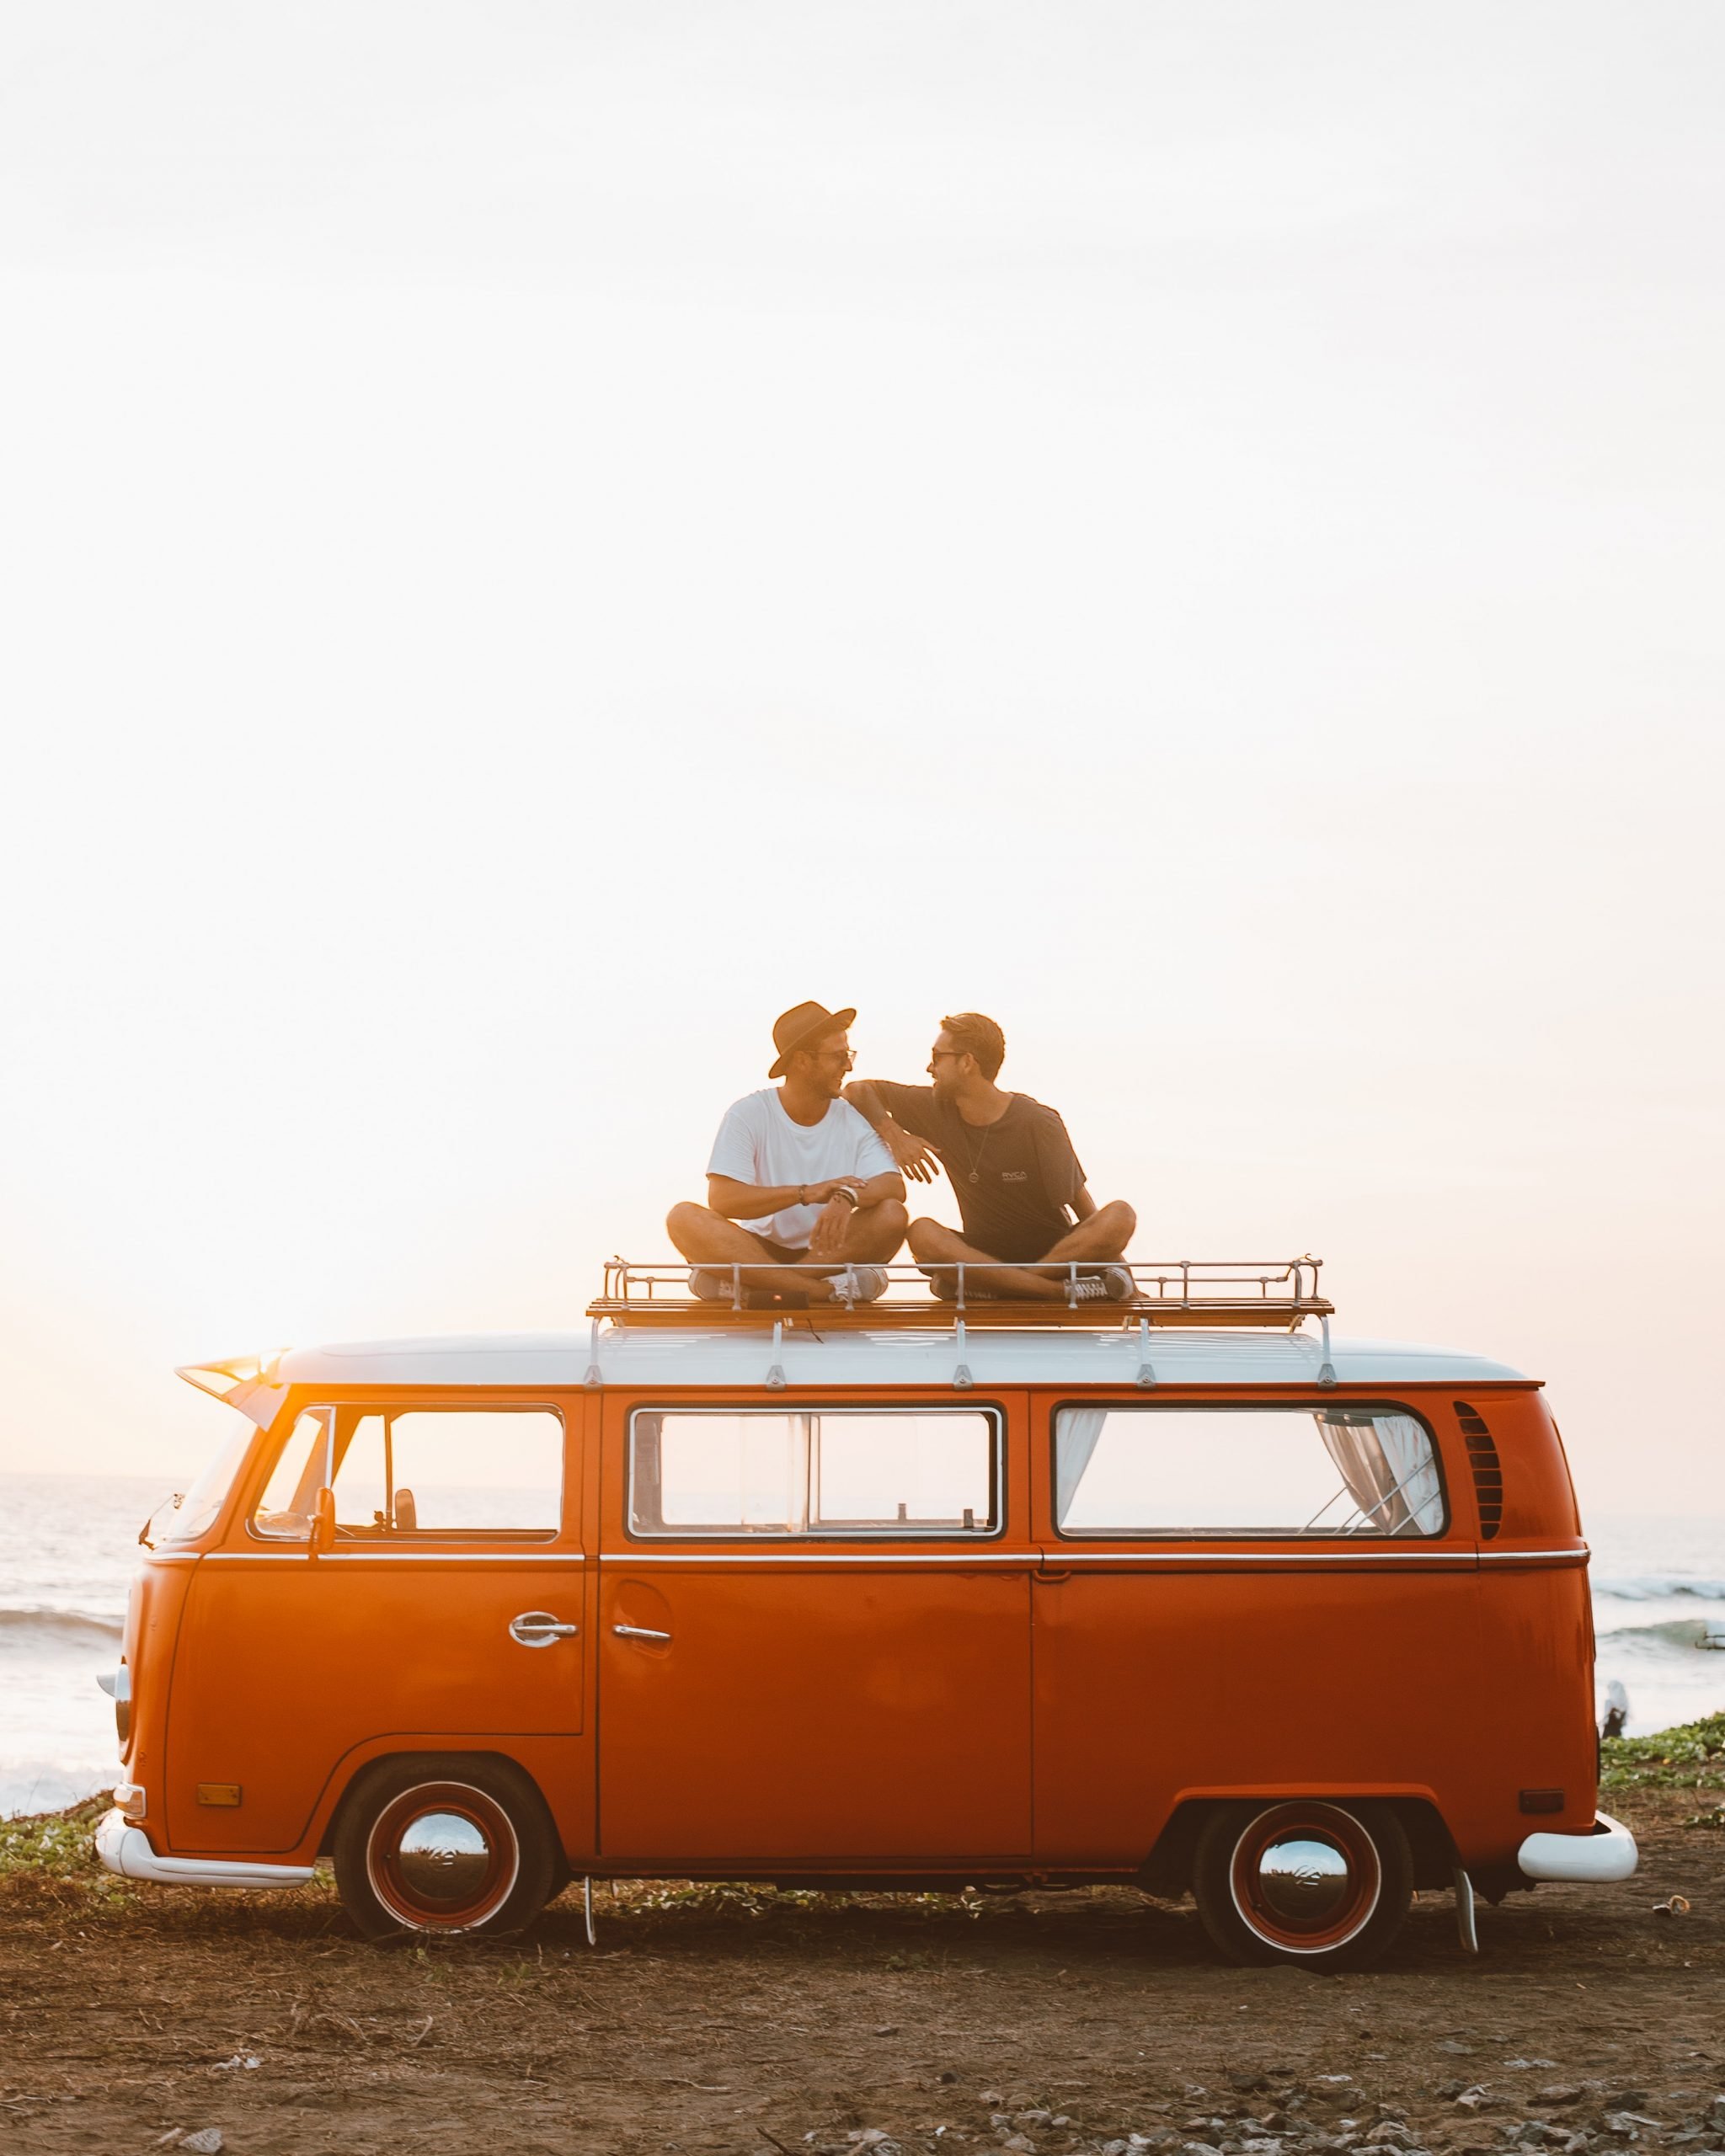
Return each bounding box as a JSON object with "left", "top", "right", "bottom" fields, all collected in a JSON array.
[
  {"left": 196, "top": 1546, "right": 1579, "bottom": 1567},
  {"left": 1479, "top": 1549, "right": 1587, "bottom": 1562},
  {"left": 208, "top": 1550, "right": 587, "bottom": 1563},
  {"left": 601, "top": 1550, "right": 1032, "bottom": 1563},
  {"left": 1051, "top": 1550, "right": 1479, "bottom": 1563},
  {"left": 597, "top": 1547, "right": 1583, "bottom": 1566}
]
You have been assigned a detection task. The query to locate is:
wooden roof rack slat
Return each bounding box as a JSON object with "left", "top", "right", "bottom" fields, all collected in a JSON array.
[{"left": 586, "top": 1257, "right": 1331, "bottom": 1332}]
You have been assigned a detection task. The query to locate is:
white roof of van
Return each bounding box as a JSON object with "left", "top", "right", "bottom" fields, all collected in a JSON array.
[{"left": 270, "top": 1328, "right": 1530, "bottom": 1391}]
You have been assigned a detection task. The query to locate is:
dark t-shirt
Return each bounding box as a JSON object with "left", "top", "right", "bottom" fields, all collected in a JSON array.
[{"left": 873, "top": 1083, "right": 1087, "bottom": 1262}]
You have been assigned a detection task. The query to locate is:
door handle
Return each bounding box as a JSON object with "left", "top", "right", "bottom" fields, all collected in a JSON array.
[
  {"left": 510, "top": 1610, "right": 580, "bottom": 1647},
  {"left": 612, "top": 1623, "right": 672, "bottom": 1642}
]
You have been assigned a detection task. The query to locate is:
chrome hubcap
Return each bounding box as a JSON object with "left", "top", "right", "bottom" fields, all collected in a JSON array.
[
  {"left": 395, "top": 1811, "right": 494, "bottom": 1905},
  {"left": 1255, "top": 1834, "right": 1353, "bottom": 1923}
]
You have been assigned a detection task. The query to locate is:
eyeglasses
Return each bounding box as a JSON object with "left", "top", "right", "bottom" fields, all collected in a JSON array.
[{"left": 811, "top": 1045, "right": 855, "bottom": 1066}]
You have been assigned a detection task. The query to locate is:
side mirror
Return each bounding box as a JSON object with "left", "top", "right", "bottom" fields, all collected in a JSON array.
[{"left": 312, "top": 1487, "right": 336, "bottom": 1556}]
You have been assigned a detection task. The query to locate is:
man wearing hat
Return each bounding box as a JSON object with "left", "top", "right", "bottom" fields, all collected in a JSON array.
[{"left": 667, "top": 1001, "right": 909, "bottom": 1306}]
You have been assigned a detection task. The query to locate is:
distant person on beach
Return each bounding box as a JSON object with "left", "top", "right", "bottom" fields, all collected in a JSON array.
[
  {"left": 845, "top": 1011, "right": 1136, "bottom": 1303},
  {"left": 668, "top": 1001, "right": 909, "bottom": 1307}
]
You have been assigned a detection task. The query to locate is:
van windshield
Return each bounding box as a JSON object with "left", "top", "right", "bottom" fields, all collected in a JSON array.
[{"left": 145, "top": 1415, "right": 257, "bottom": 1545}]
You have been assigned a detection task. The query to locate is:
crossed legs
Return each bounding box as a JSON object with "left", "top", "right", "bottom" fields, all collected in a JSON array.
[
  {"left": 667, "top": 1200, "right": 909, "bottom": 1305},
  {"left": 907, "top": 1199, "right": 1137, "bottom": 1302}
]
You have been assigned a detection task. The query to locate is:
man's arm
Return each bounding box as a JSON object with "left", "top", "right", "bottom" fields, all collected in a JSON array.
[
  {"left": 708, "top": 1168, "right": 905, "bottom": 1219},
  {"left": 708, "top": 1173, "right": 859, "bottom": 1221},
  {"left": 1069, "top": 1183, "right": 1097, "bottom": 1223},
  {"left": 844, "top": 1079, "right": 942, "bottom": 1184}
]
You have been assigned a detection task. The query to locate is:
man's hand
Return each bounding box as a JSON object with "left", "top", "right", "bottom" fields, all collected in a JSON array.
[
  {"left": 881, "top": 1120, "right": 942, "bottom": 1185},
  {"left": 807, "top": 1197, "right": 854, "bottom": 1259}
]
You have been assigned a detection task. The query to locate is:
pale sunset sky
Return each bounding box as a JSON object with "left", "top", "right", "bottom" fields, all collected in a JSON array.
[{"left": 2, "top": 5, "right": 1721, "bottom": 1512}]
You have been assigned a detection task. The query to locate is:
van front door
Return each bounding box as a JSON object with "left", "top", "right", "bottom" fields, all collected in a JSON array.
[
  {"left": 167, "top": 1401, "right": 589, "bottom": 1856},
  {"left": 598, "top": 1396, "right": 1032, "bottom": 1865}
]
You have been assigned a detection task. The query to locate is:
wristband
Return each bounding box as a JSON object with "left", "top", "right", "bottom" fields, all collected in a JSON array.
[{"left": 833, "top": 1183, "right": 860, "bottom": 1208}]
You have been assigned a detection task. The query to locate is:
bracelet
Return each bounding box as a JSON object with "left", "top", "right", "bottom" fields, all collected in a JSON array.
[
  {"left": 798, "top": 1185, "right": 807, "bottom": 1206},
  {"left": 833, "top": 1183, "right": 860, "bottom": 1208}
]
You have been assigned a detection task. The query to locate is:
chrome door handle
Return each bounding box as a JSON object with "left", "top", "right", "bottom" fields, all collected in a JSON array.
[
  {"left": 612, "top": 1623, "right": 672, "bottom": 1642},
  {"left": 510, "top": 1610, "right": 580, "bottom": 1648}
]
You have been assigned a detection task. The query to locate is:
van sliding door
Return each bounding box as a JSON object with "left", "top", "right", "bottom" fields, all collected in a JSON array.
[{"left": 598, "top": 1395, "right": 1033, "bottom": 1865}]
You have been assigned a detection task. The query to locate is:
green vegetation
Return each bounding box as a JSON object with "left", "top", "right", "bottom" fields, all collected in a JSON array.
[
  {"left": 0, "top": 1794, "right": 111, "bottom": 1881},
  {"left": 1599, "top": 1710, "right": 1725, "bottom": 1795}
]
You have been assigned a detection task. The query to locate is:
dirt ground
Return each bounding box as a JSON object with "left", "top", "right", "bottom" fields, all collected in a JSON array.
[{"left": 3, "top": 1790, "right": 1723, "bottom": 2156}]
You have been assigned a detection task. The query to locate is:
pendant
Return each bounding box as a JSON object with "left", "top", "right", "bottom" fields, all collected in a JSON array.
[{"left": 968, "top": 1171, "right": 979, "bottom": 1183}]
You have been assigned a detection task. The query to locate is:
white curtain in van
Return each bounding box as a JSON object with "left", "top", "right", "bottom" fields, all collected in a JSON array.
[
  {"left": 1055, "top": 1408, "right": 1108, "bottom": 1526},
  {"left": 1316, "top": 1413, "right": 1440, "bottom": 1535},
  {"left": 1375, "top": 1414, "right": 1443, "bottom": 1534}
]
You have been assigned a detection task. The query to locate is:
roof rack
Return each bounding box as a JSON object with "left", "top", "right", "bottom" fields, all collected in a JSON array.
[{"left": 587, "top": 1257, "right": 1330, "bottom": 1332}]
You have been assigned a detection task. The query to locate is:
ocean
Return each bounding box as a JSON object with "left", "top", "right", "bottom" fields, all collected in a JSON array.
[{"left": 2, "top": 1473, "right": 1721, "bottom": 1819}]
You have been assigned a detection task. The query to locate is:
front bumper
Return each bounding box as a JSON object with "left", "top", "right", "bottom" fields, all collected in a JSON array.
[
  {"left": 94, "top": 1808, "right": 317, "bottom": 1890},
  {"left": 1517, "top": 1809, "right": 1638, "bottom": 1884}
]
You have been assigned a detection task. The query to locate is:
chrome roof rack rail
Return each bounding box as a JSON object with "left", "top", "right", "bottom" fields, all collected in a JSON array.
[{"left": 587, "top": 1257, "right": 1332, "bottom": 1334}]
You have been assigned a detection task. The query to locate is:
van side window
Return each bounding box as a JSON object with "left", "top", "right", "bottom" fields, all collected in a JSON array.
[
  {"left": 1054, "top": 1405, "right": 1445, "bottom": 1539},
  {"left": 630, "top": 1408, "right": 999, "bottom": 1538},
  {"left": 252, "top": 1406, "right": 563, "bottom": 1540},
  {"left": 253, "top": 1408, "right": 332, "bottom": 1540}
]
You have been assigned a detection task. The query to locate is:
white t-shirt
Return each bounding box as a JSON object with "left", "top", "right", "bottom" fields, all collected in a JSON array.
[{"left": 707, "top": 1088, "right": 895, "bottom": 1250}]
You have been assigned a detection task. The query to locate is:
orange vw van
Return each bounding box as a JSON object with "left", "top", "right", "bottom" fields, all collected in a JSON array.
[{"left": 96, "top": 1258, "right": 1635, "bottom": 1968}]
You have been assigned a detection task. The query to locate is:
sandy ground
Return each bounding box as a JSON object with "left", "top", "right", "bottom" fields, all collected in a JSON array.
[{"left": 3, "top": 1790, "right": 1722, "bottom": 2156}]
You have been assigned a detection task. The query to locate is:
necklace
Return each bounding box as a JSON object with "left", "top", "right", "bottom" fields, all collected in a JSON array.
[{"left": 959, "top": 1101, "right": 1008, "bottom": 1184}]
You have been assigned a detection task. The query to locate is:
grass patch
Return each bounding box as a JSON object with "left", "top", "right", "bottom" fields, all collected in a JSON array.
[
  {"left": 0, "top": 1793, "right": 109, "bottom": 1879},
  {"left": 1600, "top": 1710, "right": 1725, "bottom": 1795}
]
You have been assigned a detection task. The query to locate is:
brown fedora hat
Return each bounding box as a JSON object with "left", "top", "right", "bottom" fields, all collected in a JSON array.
[{"left": 768, "top": 1000, "right": 857, "bottom": 1080}]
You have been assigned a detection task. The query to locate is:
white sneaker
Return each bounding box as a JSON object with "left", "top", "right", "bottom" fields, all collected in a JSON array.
[
  {"left": 689, "top": 1267, "right": 740, "bottom": 1304},
  {"left": 1100, "top": 1264, "right": 1136, "bottom": 1302},
  {"left": 825, "top": 1263, "right": 888, "bottom": 1305},
  {"left": 1065, "top": 1276, "right": 1112, "bottom": 1303}
]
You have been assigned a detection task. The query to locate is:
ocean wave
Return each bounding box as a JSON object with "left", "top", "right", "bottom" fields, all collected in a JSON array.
[
  {"left": 1595, "top": 1615, "right": 1725, "bottom": 1653},
  {"left": 0, "top": 1606, "right": 124, "bottom": 1647},
  {"left": 1594, "top": 1577, "right": 1725, "bottom": 1603}
]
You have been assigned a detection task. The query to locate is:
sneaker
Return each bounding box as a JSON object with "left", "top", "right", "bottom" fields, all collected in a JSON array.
[
  {"left": 688, "top": 1269, "right": 803, "bottom": 1311},
  {"left": 1064, "top": 1275, "right": 1113, "bottom": 1303},
  {"left": 824, "top": 1263, "right": 888, "bottom": 1305},
  {"left": 1060, "top": 1266, "right": 1137, "bottom": 1303}
]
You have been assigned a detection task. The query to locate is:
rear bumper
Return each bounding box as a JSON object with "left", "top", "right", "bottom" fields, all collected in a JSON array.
[
  {"left": 94, "top": 1808, "right": 317, "bottom": 1890},
  {"left": 1517, "top": 1809, "right": 1638, "bottom": 1884}
]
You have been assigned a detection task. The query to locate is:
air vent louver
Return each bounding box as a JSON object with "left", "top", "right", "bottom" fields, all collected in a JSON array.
[{"left": 1455, "top": 1401, "right": 1503, "bottom": 1540}]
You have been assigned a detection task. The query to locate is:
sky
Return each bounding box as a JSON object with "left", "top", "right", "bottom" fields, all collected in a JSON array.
[{"left": 2, "top": 3, "right": 1721, "bottom": 1513}]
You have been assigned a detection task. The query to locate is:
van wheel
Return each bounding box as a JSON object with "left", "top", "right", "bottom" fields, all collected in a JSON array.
[
  {"left": 333, "top": 1758, "right": 556, "bottom": 1942},
  {"left": 1193, "top": 1800, "right": 1413, "bottom": 1970}
]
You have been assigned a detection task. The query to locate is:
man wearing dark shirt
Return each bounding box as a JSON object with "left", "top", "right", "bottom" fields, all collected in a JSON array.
[{"left": 846, "top": 1011, "right": 1137, "bottom": 1302}]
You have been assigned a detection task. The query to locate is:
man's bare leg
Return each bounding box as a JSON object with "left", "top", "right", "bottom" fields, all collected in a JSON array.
[
  {"left": 1023, "top": 1199, "right": 1136, "bottom": 1279},
  {"left": 668, "top": 1201, "right": 907, "bottom": 1304},
  {"left": 907, "top": 1203, "right": 1136, "bottom": 1301},
  {"left": 836, "top": 1198, "right": 910, "bottom": 1265},
  {"left": 666, "top": 1203, "right": 824, "bottom": 1301},
  {"left": 907, "top": 1218, "right": 1071, "bottom": 1301}
]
